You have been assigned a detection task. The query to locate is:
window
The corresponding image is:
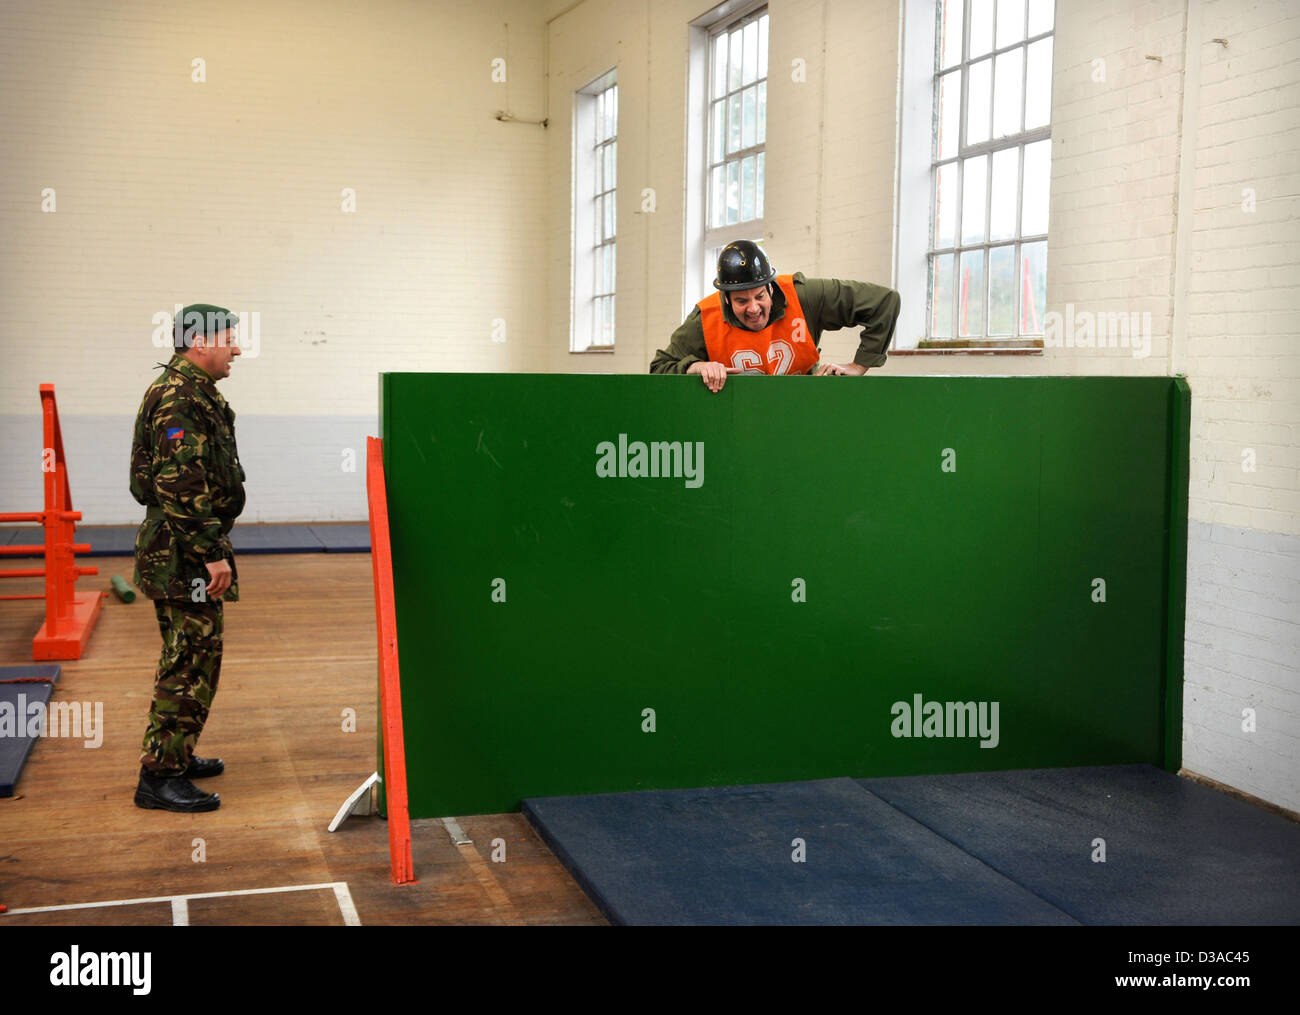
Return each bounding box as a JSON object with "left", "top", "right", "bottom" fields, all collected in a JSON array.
[
  {"left": 688, "top": 4, "right": 769, "bottom": 302},
  {"left": 572, "top": 70, "right": 617, "bottom": 352},
  {"left": 905, "top": 0, "right": 1054, "bottom": 347}
]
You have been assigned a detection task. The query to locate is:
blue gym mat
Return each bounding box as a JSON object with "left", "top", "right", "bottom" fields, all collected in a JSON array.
[
  {"left": 860, "top": 765, "right": 1300, "bottom": 925},
  {"left": 230, "top": 525, "right": 326, "bottom": 553},
  {"left": 0, "top": 664, "right": 61, "bottom": 798},
  {"left": 0, "top": 524, "right": 369, "bottom": 555},
  {"left": 75, "top": 525, "right": 138, "bottom": 556},
  {"left": 524, "top": 766, "right": 1300, "bottom": 925},
  {"left": 0, "top": 527, "right": 136, "bottom": 555},
  {"left": 523, "top": 777, "right": 1078, "bottom": 925},
  {"left": 310, "top": 524, "right": 371, "bottom": 552}
]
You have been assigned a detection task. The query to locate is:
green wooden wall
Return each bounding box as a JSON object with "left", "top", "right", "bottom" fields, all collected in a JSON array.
[{"left": 380, "top": 374, "right": 1190, "bottom": 818}]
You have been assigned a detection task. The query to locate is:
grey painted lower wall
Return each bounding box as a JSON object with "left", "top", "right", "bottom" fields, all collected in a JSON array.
[
  {"left": 0, "top": 414, "right": 375, "bottom": 524},
  {"left": 1184, "top": 520, "right": 1300, "bottom": 814}
]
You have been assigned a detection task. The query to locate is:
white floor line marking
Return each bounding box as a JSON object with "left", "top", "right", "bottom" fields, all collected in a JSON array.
[
  {"left": 171, "top": 898, "right": 189, "bottom": 927},
  {"left": 3, "top": 881, "right": 350, "bottom": 916},
  {"left": 332, "top": 882, "right": 362, "bottom": 926}
]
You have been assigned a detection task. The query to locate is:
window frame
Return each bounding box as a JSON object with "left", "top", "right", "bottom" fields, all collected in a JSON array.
[
  {"left": 571, "top": 68, "right": 618, "bottom": 354},
  {"left": 898, "top": 0, "right": 1055, "bottom": 350},
  {"left": 687, "top": 1, "right": 770, "bottom": 307}
]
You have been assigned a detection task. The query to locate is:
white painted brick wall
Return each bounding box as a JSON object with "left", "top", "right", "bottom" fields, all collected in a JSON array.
[
  {"left": 1179, "top": 0, "right": 1300, "bottom": 811},
  {"left": 0, "top": 0, "right": 552, "bottom": 521},
  {"left": 0, "top": 1, "right": 552, "bottom": 407}
]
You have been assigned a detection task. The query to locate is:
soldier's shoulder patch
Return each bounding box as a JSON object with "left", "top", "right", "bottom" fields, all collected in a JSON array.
[{"left": 166, "top": 427, "right": 185, "bottom": 440}]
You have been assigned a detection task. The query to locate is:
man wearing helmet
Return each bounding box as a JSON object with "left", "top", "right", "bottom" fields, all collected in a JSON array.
[{"left": 650, "top": 240, "right": 901, "bottom": 392}]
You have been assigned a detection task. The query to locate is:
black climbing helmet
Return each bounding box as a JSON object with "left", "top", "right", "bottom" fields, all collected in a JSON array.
[{"left": 713, "top": 240, "right": 777, "bottom": 291}]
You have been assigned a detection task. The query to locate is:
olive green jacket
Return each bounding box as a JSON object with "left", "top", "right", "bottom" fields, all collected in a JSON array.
[
  {"left": 130, "top": 355, "right": 246, "bottom": 601},
  {"left": 649, "top": 272, "right": 901, "bottom": 374}
]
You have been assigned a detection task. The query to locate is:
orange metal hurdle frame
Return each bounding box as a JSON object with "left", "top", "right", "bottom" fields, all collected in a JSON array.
[{"left": 0, "top": 385, "right": 105, "bottom": 660}]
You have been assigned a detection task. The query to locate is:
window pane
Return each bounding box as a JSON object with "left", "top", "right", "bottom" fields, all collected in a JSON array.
[
  {"left": 935, "top": 161, "right": 957, "bottom": 248},
  {"left": 1027, "top": 0, "right": 1054, "bottom": 36},
  {"left": 728, "top": 91, "right": 742, "bottom": 153},
  {"left": 726, "top": 159, "right": 740, "bottom": 224},
  {"left": 608, "top": 86, "right": 617, "bottom": 135},
  {"left": 961, "top": 154, "right": 988, "bottom": 244},
  {"left": 730, "top": 29, "right": 743, "bottom": 91},
  {"left": 608, "top": 245, "right": 616, "bottom": 293},
  {"left": 967, "top": 58, "right": 992, "bottom": 145},
  {"left": 931, "top": 253, "right": 954, "bottom": 337},
  {"left": 993, "top": 48, "right": 1023, "bottom": 138},
  {"left": 959, "top": 249, "right": 986, "bottom": 336},
  {"left": 743, "top": 20, "right": 758, "bottom": 85},
  {"left": 756, "top": 151, "right": 765, "bottom": 219},
  {"left": 937, "top": 69, "right": 960, "bottom": 160},
  {"left": 969, "top": 0, "right": 994, "bottom": 58},
  {"left": 742, "top": 86, "right": 756, "bottom": 149},
  {"left": 606, "top": 294, "right": 615, "bottom": 343},
  {"left": 996, "top": 0, "right": 1026, "bottom": 49},
  {"left": 711, "top": 100, "right": 725, "bottom": 162},
  {"left": 604, "top": 144, "right": 615, "bottom": 190},
  {"left": 939, "top": 0, "right": 963, "bottom": 69},
  {"left": 592, "top": 194, "right": 603, "bottom": 244},
  {"left": 1021, "top": 138, "right": 1050, "bottom": 235},
  {"left": 988, "top": 244, "right": 1016, "bottom": 335},
  {"left": 1025, "top": 38, "right": 1053, "bottom": 128},
  {"left": 989, "top": 146, "right": 1018, "bottom": 241},
  {"left": 757, "top": 81, "right": 767, "bottom": 144},
  {"left": 1021, "top": 241, "right": 1047, "bottom": 333},
  {"left": 604, "top": 192, "right": 616, "bottom": 239},
  {"left": 758, "top": 14, "right": 768, "bottom": 78},
  {"left": 741, "top": 155, "right": 756, "bottom": 221},
  {"left": 713, "top": 33, "right": 727, "bottom": 96},
  {"left": 711, "top": 165, "right": 726, "bottom": 228}
]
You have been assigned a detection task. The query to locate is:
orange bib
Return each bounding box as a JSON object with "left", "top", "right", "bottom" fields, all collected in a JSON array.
[{"left": 699, "top": 274, "right": 818, "bottom": 375}]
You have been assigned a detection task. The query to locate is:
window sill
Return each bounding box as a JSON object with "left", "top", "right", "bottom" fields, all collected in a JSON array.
[
  {"left": 891, "top": 348, "right": 1043, "bottom": 356},
  {"left": 571, "top": 347, "right": 616, "bottom": 354}
]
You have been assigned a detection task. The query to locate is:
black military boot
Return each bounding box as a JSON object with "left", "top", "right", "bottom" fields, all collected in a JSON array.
[
  {"left": 134, "top": 768, "right": 221, "bottom": 812},
  {"left": 184, "top": 757, "right": 225, "bottom": 778}
]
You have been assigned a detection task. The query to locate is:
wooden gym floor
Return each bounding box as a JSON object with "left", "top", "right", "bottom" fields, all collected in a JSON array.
[{"left": 0, "top": 552, "right": 605, "bottom": 926}]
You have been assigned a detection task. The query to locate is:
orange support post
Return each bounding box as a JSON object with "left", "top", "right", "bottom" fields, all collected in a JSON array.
[
  {"left": 0, "top": 385, "right": 104, "bottom": 659},
  {"left": 366, "top": 437, "right": 417, "bottom": 885}
]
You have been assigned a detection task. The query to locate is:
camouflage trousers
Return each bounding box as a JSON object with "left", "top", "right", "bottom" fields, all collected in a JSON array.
[{"left": 139, "top": 599, "right": 224, "bottom": 775}]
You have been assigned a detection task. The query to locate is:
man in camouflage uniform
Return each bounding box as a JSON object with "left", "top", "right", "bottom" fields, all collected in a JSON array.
[{"left": 130, "top": 303, "right": 245, "bottom": 812}]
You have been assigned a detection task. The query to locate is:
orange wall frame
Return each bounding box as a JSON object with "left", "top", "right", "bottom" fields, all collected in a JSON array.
[{"left": 365, "top": 437, "right": 416, "bottom": 885}]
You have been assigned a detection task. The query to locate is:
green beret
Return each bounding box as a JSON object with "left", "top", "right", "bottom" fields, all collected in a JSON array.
[{"left": 174, "top": 303, "right": 238, "bottom": 349}]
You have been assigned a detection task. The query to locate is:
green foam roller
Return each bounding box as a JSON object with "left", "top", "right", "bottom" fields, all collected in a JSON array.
[{"left": 111, "top": 575, "right": 136, "bottom": 603}]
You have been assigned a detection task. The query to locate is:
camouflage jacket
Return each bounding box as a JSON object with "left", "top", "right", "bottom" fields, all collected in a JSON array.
[{"left": 130, "top": 355, "right": 246, "bottom": 601}]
